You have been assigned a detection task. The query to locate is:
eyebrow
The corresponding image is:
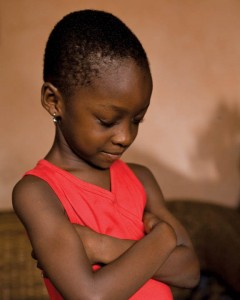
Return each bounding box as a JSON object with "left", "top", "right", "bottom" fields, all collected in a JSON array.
[{"left": 98, "top": 103, "right": 150, "bottom": 114}]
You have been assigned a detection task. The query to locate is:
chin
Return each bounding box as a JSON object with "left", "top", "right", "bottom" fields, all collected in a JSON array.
[{"left": 88, "top": 160, "right": 114, "bottom": 170}]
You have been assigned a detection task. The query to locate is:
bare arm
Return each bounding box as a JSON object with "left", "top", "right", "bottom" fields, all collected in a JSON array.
[
  {"left": 72, "top": 225, "right": 136, "bottom": 265},
  {"left": 129, "top": 163, "right": 200, "bottom": 288},
  {"left": 13, "top": 175, "right": 177, "bottom": 300},
  {"left": 74, "top": 209, "right": 199, "bottom": 288},
  {"left": 73, "top": 164, "right": 200, "bottom": 288}
]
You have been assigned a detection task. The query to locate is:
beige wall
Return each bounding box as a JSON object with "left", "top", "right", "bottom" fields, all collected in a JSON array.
[{"left": 1, "top": 0, "right": 240, "bottom": 210}]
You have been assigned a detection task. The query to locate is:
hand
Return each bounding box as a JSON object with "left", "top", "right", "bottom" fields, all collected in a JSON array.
[
  {"left": 143, "top": 211, "right": 161, "bottom": 233},
  {"left": 73, "top": 224, "right": 135, "bottom": 265},
  {"left": 73, "top": 224, "right": 102, "bottom": 264}
]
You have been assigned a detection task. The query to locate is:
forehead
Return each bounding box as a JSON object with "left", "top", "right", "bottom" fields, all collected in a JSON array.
[
  {"left": 98, "top": 59, "right": 151, "bottom": 92},
  {"left": 87, "top": 59, "right": 152, "bottom": 105},
  {"left": 69, "top": 59, "right": 152, "bottom": 113}
]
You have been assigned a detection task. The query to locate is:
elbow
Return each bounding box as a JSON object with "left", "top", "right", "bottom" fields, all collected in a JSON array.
[
  {"left": 183, "top": 245, "right": 201, "bottom": 289},
  {"left": 81, "top": 294, "right": 117, "bottom": 300},
  {"left": 191, "top": 255, "right": 201, "bottom": 288},
  {"left": 182, "top": 258, "right": 201, "bottom": 289},
  {"left": 184, "top": 270, "right": 200, "bottom": 289},
  {"left": 74, "top": 293, "right": 104, "bottom": 300},
  {"left": 73, "top": 287, "right": 117, "bottom": 300},
  {"left": 176, "top": 269, "right": 200, "bottom": 289}
]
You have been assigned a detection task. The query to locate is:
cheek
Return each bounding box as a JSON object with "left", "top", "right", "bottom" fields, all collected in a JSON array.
[
  {"left": 130, "top": 125, "right": 139, "bottom": 143},
  {"left": 74, "top": 126, "right": 111, "bottom": 148},
  {"left": 60, "top": 114, "right": 113, "bottom": 151}
]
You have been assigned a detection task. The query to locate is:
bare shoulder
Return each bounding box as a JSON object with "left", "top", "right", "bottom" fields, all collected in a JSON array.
[
  {"left": 127, "top": 162, "right": 153, "bottom": 185},
  {"left": 127, "top": 163, "right": 163, "bottom": 198},
  {"left": 12, "top": 175, "right": 64, "bottom": 228},
  {"left": 128, "top": 162, "right": 195, "bottom": 246},
  {"left": 13, "top": 175, "right": 48, "bottom": 201}
]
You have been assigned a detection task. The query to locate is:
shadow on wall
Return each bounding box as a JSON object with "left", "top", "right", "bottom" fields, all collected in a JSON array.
[{"left": 125, "top": 101, "right": 240, "bottom": 208}]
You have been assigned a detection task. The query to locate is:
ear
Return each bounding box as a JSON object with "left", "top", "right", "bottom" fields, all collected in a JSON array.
[{"left": 41, "top": 82, "right": 63, "bottom": 117}]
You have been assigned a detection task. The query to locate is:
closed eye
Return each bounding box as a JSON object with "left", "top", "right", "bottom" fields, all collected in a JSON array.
[
  {"left": 98, "top": 119, "right": 118, "bottom": 128},
  {"left": 132, "top": 117, "right": 145, "bottom": 125}
]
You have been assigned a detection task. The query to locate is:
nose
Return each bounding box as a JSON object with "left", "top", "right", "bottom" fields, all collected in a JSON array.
[{"left": 111, "top": 122, "right": 137, "bottom": 148}]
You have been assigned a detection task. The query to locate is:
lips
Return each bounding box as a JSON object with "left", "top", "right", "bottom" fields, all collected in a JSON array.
[{"left": 102, "top": 151, "right": 123, "bottom": 161}]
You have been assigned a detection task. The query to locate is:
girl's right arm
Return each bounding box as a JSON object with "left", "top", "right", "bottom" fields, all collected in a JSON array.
[{"left": 13, "top": 175, "right": 177, "bottom": 300}]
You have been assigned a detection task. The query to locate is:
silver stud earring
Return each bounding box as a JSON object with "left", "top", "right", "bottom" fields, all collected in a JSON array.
[{"left": 53, "top": 113, "right": 58, "bottom": 123}]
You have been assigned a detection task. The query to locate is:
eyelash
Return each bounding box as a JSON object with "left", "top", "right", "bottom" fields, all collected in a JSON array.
[
  {"left": 133, "top": 118, "right": 145, "bottom": 125},
  {"left": 99, "top": 118, "right": 144, "bottom": 128},
  {"left": 99, "top": 120, "right": 116, "bottom": 128}
]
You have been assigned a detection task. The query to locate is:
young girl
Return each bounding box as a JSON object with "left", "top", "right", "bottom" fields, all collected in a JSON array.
[{"left": 12, "top": 10, "right": 199, "bottom": 299}]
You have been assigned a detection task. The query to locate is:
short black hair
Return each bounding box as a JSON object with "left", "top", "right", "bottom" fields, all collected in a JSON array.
[{"left": 43, "top": 9, "right": 150, "bottom": 98}]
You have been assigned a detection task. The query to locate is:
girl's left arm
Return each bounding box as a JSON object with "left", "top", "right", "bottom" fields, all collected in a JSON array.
[{"left": 129, "top": 163, "right": 200, "bottom": 288}]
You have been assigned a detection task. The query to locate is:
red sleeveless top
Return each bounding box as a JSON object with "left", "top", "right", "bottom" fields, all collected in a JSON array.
[{"left": 25, "top": 159, "right": 172, "bottom": 300}]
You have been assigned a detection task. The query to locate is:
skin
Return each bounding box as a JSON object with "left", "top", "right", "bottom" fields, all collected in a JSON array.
[{"left": 12, "top": 58, "right": 199, "bottom": 300}]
